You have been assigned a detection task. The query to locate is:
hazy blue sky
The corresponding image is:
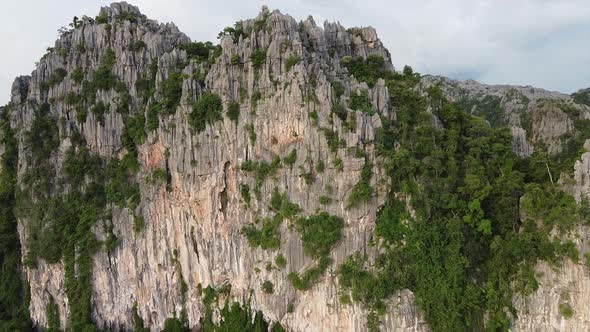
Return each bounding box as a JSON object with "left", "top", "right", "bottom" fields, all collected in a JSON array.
[{"left": 1, "top": 0, "right": 589, "bottom": 104}]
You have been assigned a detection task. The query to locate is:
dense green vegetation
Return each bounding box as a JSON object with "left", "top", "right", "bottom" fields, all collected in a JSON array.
[
  {"left": 2, "top": 17, "right": 589, "bottom": 331},
  {"left": 146, "top": 102, "right": 161, "bottom": 131},
  {"left": 250, "top": 90, "right": 262, "bottom": 111},
  {"left": 458, "top": 95, "right": 505, "bottom": 127},
  {"left": 161, "top": 72, "right": 184, "bottom": 114},
  {"left": 542, "top": 101, "right": 590, "bottom": 178},
  {"left": 241, "top": 216, "right": 282, "bottom": 250},
  {"left": 346, "top": 161, "right": 373, "bottom": 209},
  {"left": 15, "top": 60, "right": 142, "bottom": 329},
  {"left": 323, "top": 128, "right": 344, "bottom": 153},
  {"left": 572, "top": 88, "right": 590, "bottom": 106},
  {"left": 132, "top": 40, "right": 146, "bottom": 52},
  {"left": 0, "top": 106, "right": 33, "bottom": 331},
  {"left": 95, "top": 12, "right": 109, "bottom": 24},
  {"left": 250, "top": 48, "right": 267, "bottom": 69},
  {"left": 261, "top": 280, "right": 274, "bottom": 294},
  {"left": 293, "top": 212, "right": 344, "bottom": 260},
  {"left": 333, "top": 157, "right": 343, "bottom": 172},
  {"left": 331, "top": 102, "right": 347, "bottom": 122},
  {"left": 20, "top": 147, "right": 107, "bottom": 330},
  {"left": 241, "top": 188, "right": 300, "bottom": 251},
  {"left": 91, "top": 101, "right": 109, "bottom": 125},
  {"left": 73, "top": 48, "right": 131, "bottom": 124},
  {"left": 240, "top": 156, "right": 282, "bottom": 197},
  {"left": 349, "top": 91, "right": 375, "bottom": 115},
  {"left": 340, "top": 55, "right": 393, "bottom": 88},
  {"left": 226, "top": 101, "right": 240, "bottom": 122},
  {"left": 189, "top": 93, "right": 223, "bottom": 132},
  {"left": 124, "top": 112, "right": 147, "bottom": 147},
  {"left": 288, "top": 212, "right": 344, "bottom": 290},
  {"left": 91, "top": 48, "right": 117, "bottom": 90},
  {"left": 147, "top": 168, "right": 166, "bottom": 185},
  {"left": 230, "top": 54, "right": 240, "bottom": 65},
  {"left": 301, "top": 169, "right": 314, "bottom": 185},
  {"left": 245, "top": 124, "right": 257, "bottom": 144},
  {"left": 47, "top": 68, "right": 68, "bottom": 87},
  {"left": 275, "top": 254, "right": 286, "bottom": 268},
  {"left": 559, "top": 303, "right": 574, "bottom": 318},
  {"left": 269, "top": 188, "right": 301, "bottom": 219},
  {"left": 180, "top": 41, "right": 221, "bottom": 63},
  {"left": 136, "top": 61, "right": 158, "bottom": 104},
  {"left": 20, "top": 32, "right": 151, "bottom": 325},
  {"left": 197, "top": 285, "right": 284, "bottom": 332},
  {"left": 308, "top": 111, "right": 318, "bottom": 126},
  {"left": 331, "top": 81, "right": 345, "bottom": 99},
  {"left": 334, "top": 58, "right": 590, "bottom": 331},
  {"left": 240, "top": 184, "right": 251, "bottom": 207},
  {"left": 283, "top": 149, "right": 297, "bottom": 167},
  {"left": 252, "top": 12, "right": 270, "bottom": 33},
  {"left": 45, "top": 297, "right": 60, "bottom": 331},
  {"left": 217, "top": 21, "right": 247, "bottom": 43},
  {"left": 71, "top": 67, "right": 85, "bottom": 84},
  {"left": 115, "top": 11, "right": 138, "bottom": 23},
  {"left": 316, "top": 160, "right": 325, "bottom": 173},
  {"left": 319, "top": 195, "right": 332, "bottom": 205},
  {"left": 132, "top": 301, "right": 148, "bottom": 332},
  {"left": 162, "top": 314, "right": 189, "bottom": 332},
  {"left": 285, "top": 55, "right": 298, "bottom": 72}
]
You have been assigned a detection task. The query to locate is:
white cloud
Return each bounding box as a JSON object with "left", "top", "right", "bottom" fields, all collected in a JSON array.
[{"left": 0, "top": 0, "right": 588, "bottom": 104}]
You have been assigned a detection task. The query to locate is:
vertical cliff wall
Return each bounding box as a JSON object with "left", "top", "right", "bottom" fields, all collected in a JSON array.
[
  {"left": 2, "top": 2, "right": 590, "bottom": 331},
  {"left": 8, "top": 3, "right": 418, "bottom": 330}
]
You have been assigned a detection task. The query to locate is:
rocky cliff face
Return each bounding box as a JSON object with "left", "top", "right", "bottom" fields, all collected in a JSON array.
[
  {"left": 420, "top": 76, "right": 590, "bottom": 157},
  {"left": 511, "top": 139, "right": 590, "bottom": 332},
  {"left": 8, "top": 3, "right": 409, "bottom": 330},
  {"left": 418, "top": 77, "right": 590, "bottom": 331},
  {"left": 3, "top": 2, "right": 590, "bottom": 331}
]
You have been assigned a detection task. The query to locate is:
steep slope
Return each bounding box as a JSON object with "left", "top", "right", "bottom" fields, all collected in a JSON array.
[
  {"left": 6, "top": 3, "right": 403, "bottom": 331},
  {"left": 421, "top": 76, "right": 590, "bottom": 157},
  {"left": 1, "top": 2, "right": 589, "bottom": 332}
]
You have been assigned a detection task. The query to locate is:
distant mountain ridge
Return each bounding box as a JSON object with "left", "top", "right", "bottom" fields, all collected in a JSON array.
[{"left": 1, "top": 2, "right": 589, "bottom": 331}]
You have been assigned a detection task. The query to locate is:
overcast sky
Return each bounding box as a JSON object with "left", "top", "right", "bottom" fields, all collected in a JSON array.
[{"left": 1, "top": 0, "right": 589, "bottom": 105}]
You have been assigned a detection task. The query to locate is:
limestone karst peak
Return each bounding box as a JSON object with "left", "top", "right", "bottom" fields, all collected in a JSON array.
[
  {"left": 2, "top": 3, "right": 590, "bottom": 332},
  {"left": 260, "top": 5, "right": 271, "bottom": 15},
  {"left": 100, "top": 1, "right": 143, "bottom": 18}
]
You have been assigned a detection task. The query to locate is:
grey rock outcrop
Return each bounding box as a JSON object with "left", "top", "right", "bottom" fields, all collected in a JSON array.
[
  {"left": 513, "top": 140, "right": 590, "bottom": 331},
  {"left": 8, "top": 3, "right": 422, "bottom": 331},
  {"left": 4, "top": 2, "right": 589, "bottom": 332},
  {"left": 421, "top": 75, "right": 590, "bottom": 157}
]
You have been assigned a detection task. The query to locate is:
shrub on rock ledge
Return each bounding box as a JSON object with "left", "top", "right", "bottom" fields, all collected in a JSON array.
[{"left": 189, "top": 93, "right": 223, "bottom": 132}]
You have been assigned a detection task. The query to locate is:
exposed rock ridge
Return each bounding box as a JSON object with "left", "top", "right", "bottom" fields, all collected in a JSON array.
[
  {"left": 8, "top": 2, "right": 417, "bottom": 331},
  {"left": 421, "top": 75, "right": 590, "bottom": 157},
  {"left": 4, "top": 2, "right": 589, "bottom": 332},
  {"left": 513, "top": 139, "right": 590, "bottom": 332}
]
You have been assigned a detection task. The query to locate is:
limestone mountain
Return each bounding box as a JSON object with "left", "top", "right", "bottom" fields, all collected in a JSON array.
[{"left": 0, "top": 2, "right": 589, "bottom": 331}]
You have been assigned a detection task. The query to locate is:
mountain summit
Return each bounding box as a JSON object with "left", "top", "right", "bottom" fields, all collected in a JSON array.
[{"left": 1, "top": 2, "right": 589, "bottom": 331}]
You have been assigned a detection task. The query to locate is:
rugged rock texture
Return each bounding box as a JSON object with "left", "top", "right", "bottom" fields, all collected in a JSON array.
[
  {"left": 420, "top": 76, "right": 590, "bottom": 157},
  {"left": 4, "top": 2, "right": 589, "bottom": 331},
  {"left": 9, "top": 3, "right": 420, "bottom": 331},
  {"left": 561, "top": 140, "right": 590, "bottom": 203},
  {"left": 417, "top": 78, "right": 590, "bottom": 331},
  {"left": 513, "top": 139, "right": 590, "bottom": 332}
]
